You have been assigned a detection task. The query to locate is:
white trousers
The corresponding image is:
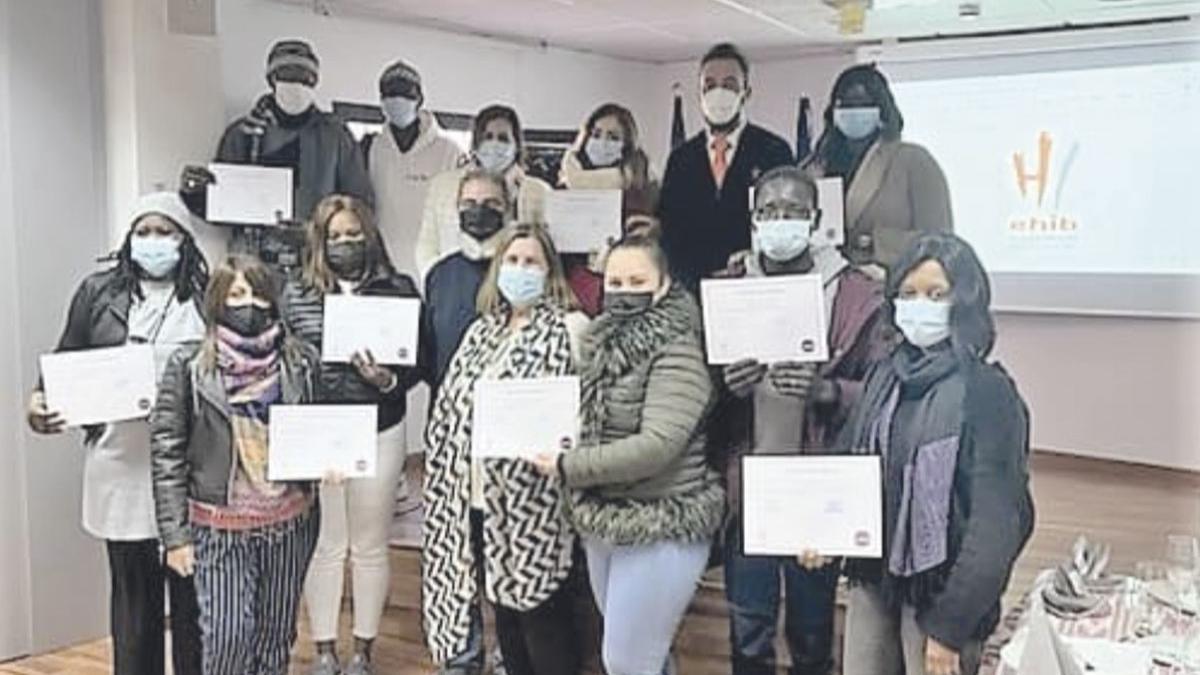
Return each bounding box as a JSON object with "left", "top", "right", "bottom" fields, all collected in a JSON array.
[{"left": 304, "top": 423, "right": 407, "bottom": 641}]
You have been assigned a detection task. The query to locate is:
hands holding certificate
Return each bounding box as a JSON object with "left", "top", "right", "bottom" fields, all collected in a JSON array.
[
  {"left": 26, "top": 390, "right": 65, "bottom": 435},
  {"left": 722, "top": 358, "right": 838, "bottom": 403},
  {"left": 349, "top": 349, "right": 398, "bottom": 392},
  {"left": 529, "top": 452, "right": 561, "bottom": 478}
]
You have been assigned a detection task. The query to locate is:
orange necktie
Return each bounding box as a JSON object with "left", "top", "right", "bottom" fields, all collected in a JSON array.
[{"left": 711, "top": 135, "right": 730, "bottom": 188}]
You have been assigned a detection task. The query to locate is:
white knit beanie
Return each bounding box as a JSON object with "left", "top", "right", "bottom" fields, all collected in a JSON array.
[{"left": 128, "top": 191, "right": 196, "bottom": 237}]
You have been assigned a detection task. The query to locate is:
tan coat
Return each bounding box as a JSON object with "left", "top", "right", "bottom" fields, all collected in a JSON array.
[{"left": 809, "top": 139, "right": 953, "bottom": 270}]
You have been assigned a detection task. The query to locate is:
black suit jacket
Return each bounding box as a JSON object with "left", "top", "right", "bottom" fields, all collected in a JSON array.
[{"left": 657, "top": 123, "right": 793, "bottom": 288}]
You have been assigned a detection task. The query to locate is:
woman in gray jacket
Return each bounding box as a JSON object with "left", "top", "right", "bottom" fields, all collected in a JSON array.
[{"left": 534, "top": 234, "right": 724, "bottom": 675}]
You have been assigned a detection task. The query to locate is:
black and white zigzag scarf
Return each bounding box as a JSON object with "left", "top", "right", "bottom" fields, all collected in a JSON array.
[{"left": 421, "top": 303, "right": 576, "bottom": 664}]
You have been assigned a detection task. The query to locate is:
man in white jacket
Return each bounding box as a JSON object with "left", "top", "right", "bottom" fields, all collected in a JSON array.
[
  {"left": 364, "top": 59, "right": 463, "bottom": 282},
  {"left": 363, "top": 60, "right": 463, "bottom": 571}
]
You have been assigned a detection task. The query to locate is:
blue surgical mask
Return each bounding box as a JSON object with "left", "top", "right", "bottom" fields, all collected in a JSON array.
[
  {"left": 584, "top": 137, "right": 624, "bottom": 168},
  {"left": 497, "top": 264, "right": 546, "bottom": 307},
  {"left": 476, "top": 140, "right": 517, "bottom": 173},
  {"left": 381, "top": 95, "right": 419, "bottom": 128},
  {"left": 894, "top": 298, "right": 952, "bottom": 349},
  {"left": 752, "top": 218, "right": 813, "bottom": 263},
  {"left": 131, "top": 237, "right": 181, "bottom": 279},
  {"left": 833, "top": 106, "right": 882, "bottom": 141}
]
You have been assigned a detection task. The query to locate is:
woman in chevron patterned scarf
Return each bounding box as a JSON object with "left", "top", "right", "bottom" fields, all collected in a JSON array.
[{"left": 422, "top": 224, "right": 591, "bottom": 675}]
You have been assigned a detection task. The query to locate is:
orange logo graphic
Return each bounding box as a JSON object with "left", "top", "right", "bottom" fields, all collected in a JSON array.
[
  {"left": 1008, "top": 131, "right": 1078, "bottom": 235},
  {"left": 1012, "top": 131, "right": 1052, "bottom": 208}
]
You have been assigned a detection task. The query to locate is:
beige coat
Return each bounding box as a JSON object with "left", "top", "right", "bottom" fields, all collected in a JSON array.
[{"left": 809, "top": 139, "right": 953, "bottom": 270}]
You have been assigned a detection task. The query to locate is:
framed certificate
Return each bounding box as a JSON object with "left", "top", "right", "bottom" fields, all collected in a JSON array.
[
  {"left": 741, "top": 454, "right": 882, "bottom": 558},
  {"left": 206, "top": 163, "right": 293, "bottom": 226},
  {"left": 268, "top": 405, "right": 378, "bottom": 480},
  {"left": 472, "top": 376, "right": 580, "bottom": 459},
  {"left": 39, "top": 345, "right": 157, "bottom": 427},
  {"left": 544, "top": 189, "right": 623, "bottom": 254},
  {"left": 701, "top": 275, "right": 829, "bottom": 365},
  {"left": 321, "top": 295, "right": 420, "bottom": 366}
]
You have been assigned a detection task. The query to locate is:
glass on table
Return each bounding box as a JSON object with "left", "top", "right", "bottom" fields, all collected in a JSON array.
[
  {"left": 1165, "top": 534, "right": 1200, "bottom": 669},
  {"left": 1132, "top": 560, "right": 1168, "bottom": 638}
]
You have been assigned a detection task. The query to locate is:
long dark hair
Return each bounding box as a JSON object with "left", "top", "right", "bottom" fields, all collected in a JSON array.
[
  {"left": 886, "top": 233, "right": 996, "bottom": 359},
  {"left": 301, "top": 194, "right": 395, "bottom": 293},
  {"left": 578, "top": 103, "right": 652, "bottom": 191},
  {"left": 811, "top": 64, "right": 904, "bottom": 180},
  {"left": 113, "top": 219, "right": 209, "bottom": 306}
]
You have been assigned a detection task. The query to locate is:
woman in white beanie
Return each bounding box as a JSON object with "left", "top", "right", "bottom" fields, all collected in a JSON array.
[{"left": 25, "top": 191, "right": 210, "bottom": 675}]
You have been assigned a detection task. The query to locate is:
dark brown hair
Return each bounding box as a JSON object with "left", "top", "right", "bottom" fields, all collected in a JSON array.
[
  {"left": 301, "top": 194, "right": 395, "bottom": 293},
  {"left": 579, "top": 103, "right": 652, "bottom": 192}
]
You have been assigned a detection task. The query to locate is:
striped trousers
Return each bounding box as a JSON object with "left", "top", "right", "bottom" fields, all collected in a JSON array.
[{"left": 193, "top": 508, "right": 319, "bottom": 675}]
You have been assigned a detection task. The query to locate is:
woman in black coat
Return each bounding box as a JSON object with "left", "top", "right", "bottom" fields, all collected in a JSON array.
[{"left": 839, "top": 233, "right": 1035, "bottom": 675}]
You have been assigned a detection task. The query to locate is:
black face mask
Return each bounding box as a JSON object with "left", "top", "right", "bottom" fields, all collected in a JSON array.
[
  {"left": 326, "top": 240, "right": 367, "bottom": 280},
  {"left": 459, "top": 205, "right": 505, "bottom": 242},
  {"left": 602, "top": 291, "right": 655, "bottom": 319},
  {"left": 221, "top": 305, "right": 275, "bottom": 337}
]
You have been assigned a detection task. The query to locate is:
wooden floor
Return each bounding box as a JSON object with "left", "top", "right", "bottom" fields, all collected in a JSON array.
[{"left": 3, "top": 451, "right": 1198, "bottom": 675}]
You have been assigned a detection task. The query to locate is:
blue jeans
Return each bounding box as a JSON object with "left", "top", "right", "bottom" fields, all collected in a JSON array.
[
  {"left": 583, "top": 537, "right": 710, "bottom": 675},
  {"left": 724, "top": 521, "right": 838, "bottom": 675}
]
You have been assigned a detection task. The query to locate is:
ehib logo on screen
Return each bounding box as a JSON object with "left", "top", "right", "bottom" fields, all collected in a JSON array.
[{"left": 1008, "top": 131, "right": 1079, "bottom": 236}]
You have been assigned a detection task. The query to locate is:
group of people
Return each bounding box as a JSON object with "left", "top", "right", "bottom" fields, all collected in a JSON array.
[{"left": 25, "top": 36, "right": 1035, "bottom": 675}]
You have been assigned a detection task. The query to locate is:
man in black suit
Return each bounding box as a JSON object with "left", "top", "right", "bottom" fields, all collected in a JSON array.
[{"left": 658, "top": 43, "right": 794, "bottom": 290}]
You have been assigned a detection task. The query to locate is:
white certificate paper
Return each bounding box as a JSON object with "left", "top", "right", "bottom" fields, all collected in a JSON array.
[
  {"left": 815, "top": 177, "right": 846, "bottom": 247},
  {"left": 40, "top": 345, "right": 157, "bottom": 427},
  {"left": 321, "top": 295, "right": 420, "bottom": 366},
  {"left": 700, "top": 275, "right": 829, "bottom": 365},
  {"left": 544, "top": 189, "right": 623, "bottom": 254},
  {"left": 206, "top": 163, "right": 293, "bottom": 225},
  {"left": 472, "top": 376, "right": 580, "bottom": 459},
  {"left": 268, "top": 405, "right": 378, "bottom": 480},
  {"left": 741, "top": 455, "right": 882, "bottom": 558}
]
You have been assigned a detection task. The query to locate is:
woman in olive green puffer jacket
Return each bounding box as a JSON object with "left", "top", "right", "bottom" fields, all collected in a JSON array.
[{"left": 557, "top": 235, "right": 724, "bottom": 675}]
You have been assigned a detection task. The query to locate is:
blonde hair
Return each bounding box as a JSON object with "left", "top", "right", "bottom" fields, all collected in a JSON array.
[
  {"left": 476, "top": 223, "right": 579, "bottom": 315},
  {"left": 301, "top": 194, "right": 394, "bottom": 293}
]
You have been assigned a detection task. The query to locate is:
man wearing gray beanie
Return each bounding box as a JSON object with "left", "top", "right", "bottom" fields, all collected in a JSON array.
[{"left": 206, "top": 39, "right": 374, "bottom": 275}]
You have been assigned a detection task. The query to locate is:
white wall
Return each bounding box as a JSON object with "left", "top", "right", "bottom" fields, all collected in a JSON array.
[
  {"left": 0, "top": 0, "right": 32, "bottom": 662},
  {"left": 102, "top": 0, "right": 228, "bottom": 260},
  {"left": 216, "top": 0, "right": 662, "bottom": 154},
  {"left": 1, "top": 0, "right": 111, "bottom": 657}
]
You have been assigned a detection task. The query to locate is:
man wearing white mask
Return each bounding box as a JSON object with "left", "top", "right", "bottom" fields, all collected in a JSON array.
[
  {"left": 363, "top": 59, "right": 463, "bottom": 283},
  {"left": 213, "top": 39, "right": 373, "bottom": 274},
  {"left": 712, "top": 166, "right": 889, "bottom": 675},
  {"left": 658, "top": 43, "right": 793, "bottom": 291},
  {"left": 415, "top": 105, "right": 551, "bottom": 283}
]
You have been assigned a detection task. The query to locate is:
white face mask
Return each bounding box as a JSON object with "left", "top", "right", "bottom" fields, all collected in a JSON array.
[
  {"left": 702, "top": 87, "right": 743, "bottom": 127},
  {"left": 274, "top": 81, "right": 315, "bottom": 116},
  {"left": 752, "top": 218, "right": 812, "bottom": 263},
  {"left": 894, "top": 298, "right": 953, "bottom": 349},
  {"left": 476, "top": 139, "right": 517, "bottom": 173},
  {"left": 585, "top": 137, "right": 624, "bottom": 168},
  {"left": 381, "top": 95, "right": 419, "bottom": 128}
]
